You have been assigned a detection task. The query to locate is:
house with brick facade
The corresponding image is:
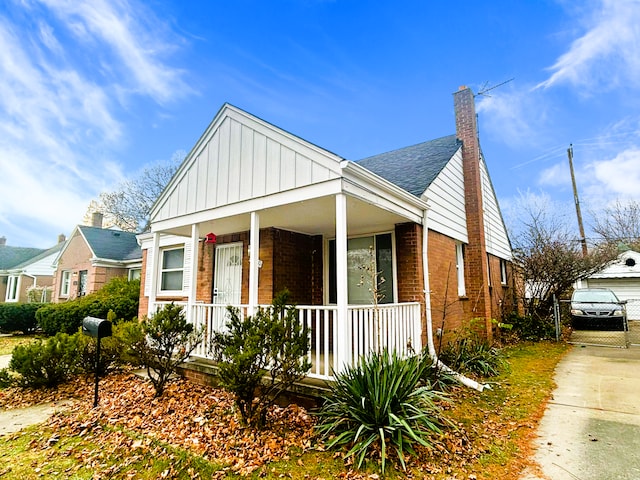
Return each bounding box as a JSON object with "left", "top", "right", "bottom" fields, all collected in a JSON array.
[
  {"left": 137, "top": 86, "right": 516, "bottom": 381},
  {"left": 0, "top": 236, "right": 64, "bottom": 303},
  {"left": 52, "top": 214, "right": 143, "bottom": 302}
]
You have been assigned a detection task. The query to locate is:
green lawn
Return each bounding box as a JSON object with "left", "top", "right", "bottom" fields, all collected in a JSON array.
[{"left": 0, "top": 334, "right": 42, "bottom": 356}]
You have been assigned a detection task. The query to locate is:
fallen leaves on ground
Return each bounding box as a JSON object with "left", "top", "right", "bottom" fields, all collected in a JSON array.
[
  {"left": 3, "top": 372, "right": 316, "bottom": 477},
  {"left": 1, "top": 368, "right": 548, "bottom": 479}
]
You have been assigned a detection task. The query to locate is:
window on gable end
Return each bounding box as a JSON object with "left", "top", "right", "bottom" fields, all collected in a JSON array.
[
  {"left": 500, "top": 259, "right": 508, "bottom": 285},
  {"left": 456, "top": 242, "right": 466, "bottom": 297}
]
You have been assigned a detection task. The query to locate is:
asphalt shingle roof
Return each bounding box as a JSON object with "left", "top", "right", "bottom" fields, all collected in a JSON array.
[
  {"left": 0, "top": 246, "right": 46, "bottom": 270},
  {"left": 356, "top": 134, "right": 461, "bottom": 197},
  {"left": 11, "top": 242, "right": 64, "bottom": 269},
  {"left": 79, "top": 226, "right": 142, "bottom": 262}
]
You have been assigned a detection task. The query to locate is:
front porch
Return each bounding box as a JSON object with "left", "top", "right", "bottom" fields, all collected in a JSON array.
[{"left": 156, "top": 301, "right": 422, "bottom": 381}]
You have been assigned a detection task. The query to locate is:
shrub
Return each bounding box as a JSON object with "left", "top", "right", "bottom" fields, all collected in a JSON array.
[
  {"left": 9, "top": 332, "right": 80, "bottom": 388},
  {"left": 36, "top": 278, "right": 140, "bottom": 335},
  {"left": 0, "top": 303, "right": 43, "bottom": 334},
  {"left": 438, "top": 331, "right": 506, "bottom": 378},
  {"left": 75, "top": 330, "right": 124, "bottom": 375},
  {"left": 315, "top": 349, "right": 448, "bottom": 473},
  {"left": 0, "top": 368, "right": 14, "bottom": 389},
  {"left": 211, "top": 291, "right": 311, "bottom": 429},
  {"left": 112, "top": 319, "right": 146, "bottom": 368},
  {"left": 134, "top": 303, "right": 202, "bottom": 397},
  {"left": 503, "top": 312, "right": 556, "bottom": 342}
]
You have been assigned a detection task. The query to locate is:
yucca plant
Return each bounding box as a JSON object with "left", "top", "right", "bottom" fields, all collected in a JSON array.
[{"left": 316, "top": 349, "right": 449, "bottom": 473}]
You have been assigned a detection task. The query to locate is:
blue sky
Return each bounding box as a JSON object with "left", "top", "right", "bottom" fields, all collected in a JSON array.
[{"left": 1, "top": 0, "right": 639, "bottom": 248}]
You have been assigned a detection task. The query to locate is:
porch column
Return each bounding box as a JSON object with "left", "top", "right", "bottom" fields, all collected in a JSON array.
[
  {"left": 188, "top": 224, "right": 200, "bottom": 305},
  {"left": 335, "top": 193, "right": 349, "bottom": 371},
  {"left": 148, "top": 231, "right": 160, "bottom": 313},
  {"left": 248, "top": 211, "right": 260, "bottom": 315}
]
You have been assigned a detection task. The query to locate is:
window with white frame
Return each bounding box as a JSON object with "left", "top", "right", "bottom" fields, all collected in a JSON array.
[
  {"left": 500, "top": 259, "right": 508, "bottom": 285},
  {"left": 160, "top": 247, "right": 185, "bottom": 292},
  {"left": 6, "top": 275, "right": 19, "bottom": 302},
  {"left": 128, "top": 268, "right": 141, "bottom": 281},
  {"left": 456, "top": 242, "right": 466, "bottom": 297},
  {"left": 60, "top": 271, "right": 71, "bottom": 296}
]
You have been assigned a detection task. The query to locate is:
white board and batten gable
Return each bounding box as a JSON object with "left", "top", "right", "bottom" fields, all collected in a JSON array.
[
  {"left": 150, "top": 104, "right": 344, "bottom": 230},
  {"left": 423, "top": 150, "right": 512, "bottom": 261}
]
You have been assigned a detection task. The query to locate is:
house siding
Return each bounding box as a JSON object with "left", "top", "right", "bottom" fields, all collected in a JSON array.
[
  {"left": 423, "top": 149, "right": 468, "bottom": 243},
  {"left": 152, "top": 109, "right": 342, "bottom": 224},
  {"left": 480, "top": 158, "right": 512, "bottom": 260}
]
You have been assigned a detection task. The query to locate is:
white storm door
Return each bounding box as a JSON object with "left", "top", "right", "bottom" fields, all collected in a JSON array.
[{"left": 213, "top": 243, "right": 243, "bottom": 305}]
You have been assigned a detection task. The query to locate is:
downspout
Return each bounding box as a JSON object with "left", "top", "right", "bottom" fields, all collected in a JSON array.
[{"left": 422, "top": 209, "right": 487, "bottom": 392}]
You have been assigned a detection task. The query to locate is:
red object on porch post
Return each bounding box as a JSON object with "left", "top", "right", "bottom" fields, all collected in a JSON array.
[{"left": 204, "top": 232, "right": 217, "bottom": 244}]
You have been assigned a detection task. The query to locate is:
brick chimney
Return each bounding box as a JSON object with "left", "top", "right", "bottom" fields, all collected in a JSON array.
[
  {"left": 0, "top": 236, "right": 5, "bottom": 246},
  {"left": 91, "top": 212, "right": 104, "bottom": 228},
  {"left": 58, "top": 234, "right": 66, "bottom": 244},
  {"left": 453, "top": 86, "right": 493, "bottom": 339}
]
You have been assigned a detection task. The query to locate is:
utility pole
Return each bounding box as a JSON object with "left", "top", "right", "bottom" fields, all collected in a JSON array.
[{"left": 567, "top": 144, "right": 588, "bottom": 256}]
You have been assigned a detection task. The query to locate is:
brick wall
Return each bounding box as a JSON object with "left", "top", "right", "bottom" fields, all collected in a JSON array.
[
  {"left": 426, "top": 229, "right": 466, "bottom": 335},
  {"left": 139, "top": 228, "right": 321, "bottom": 313},
  {"left": 272, "top": 228, "right": 323, "bottom": 305},
  {"left": 53, "top": 230, "right": 93, "bottom": 303},
  {"left": 138, "top": 249, "right": 148, "bottom": 318},
  {"left": 395, "top": 223, "right": 427, "bottom": 344}
]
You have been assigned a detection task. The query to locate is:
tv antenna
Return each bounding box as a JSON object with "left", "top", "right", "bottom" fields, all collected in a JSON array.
[{"left": 476, "top": 78, "right": 515, "bottom": 97}]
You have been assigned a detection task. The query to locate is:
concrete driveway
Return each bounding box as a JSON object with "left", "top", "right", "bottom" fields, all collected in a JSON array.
[{"left": 523, "top": 345, "right": 640, "bottom": 479}]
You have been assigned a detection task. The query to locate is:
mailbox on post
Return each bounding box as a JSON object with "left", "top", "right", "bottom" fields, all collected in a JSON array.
[
  {"left": 82, "top": 316, "right": 112, "bottom": 338},
  {"left": 82, "top": 316, "right": 112, "bottom": 407}
]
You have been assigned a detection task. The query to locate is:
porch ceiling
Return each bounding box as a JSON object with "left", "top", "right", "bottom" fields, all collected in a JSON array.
[{"left": 161, "top": 195, "right": 416, "bottom": 239}]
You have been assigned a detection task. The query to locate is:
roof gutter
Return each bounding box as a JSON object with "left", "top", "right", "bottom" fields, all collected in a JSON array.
[{"left": 422, "top": 208, "right": 487, "bottom": 392}]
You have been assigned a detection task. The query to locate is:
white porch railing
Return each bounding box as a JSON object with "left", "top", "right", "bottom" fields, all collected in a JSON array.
[{"left": 151, "top": 301, "right": 422, "bottom": 381}]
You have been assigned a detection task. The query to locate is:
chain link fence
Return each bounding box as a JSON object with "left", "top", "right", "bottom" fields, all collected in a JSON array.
[{"left": 560, "top": 297, "right": 640, "bottom": 348}]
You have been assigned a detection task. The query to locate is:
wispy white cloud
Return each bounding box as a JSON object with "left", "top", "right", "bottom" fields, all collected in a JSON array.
[
  {"left": 38, "top": 0, "right": 193, "bottom": 103},
  {"left": 0, "top": 0, "right": 191, "bottom": 247},
  {"left": 476, "top": 86, "right": 549, "bottom": 149},
  {"left": 537, "top": 0, "right": 640, "bottom": 91},
  {"left": 585, "top": 148, "right": 640, "bottom": 198}
]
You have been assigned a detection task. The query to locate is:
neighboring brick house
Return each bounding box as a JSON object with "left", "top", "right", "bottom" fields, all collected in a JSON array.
[
  {"left": 52, "top": 214, "right": 142, "bottom": 302},
  {"left": 138, "top": 86, "right": 516, "bottom": 381},
  {"left": 0, "top": 236, "right": 64, "bottom": 303}
]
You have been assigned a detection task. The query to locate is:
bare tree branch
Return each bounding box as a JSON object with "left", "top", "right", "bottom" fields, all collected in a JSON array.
[{"left": 86, "top": 152, "right": 183, "bottom": 232}]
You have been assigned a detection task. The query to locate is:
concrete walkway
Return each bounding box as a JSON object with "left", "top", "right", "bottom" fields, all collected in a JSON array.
[
  {"left": 523, "top": 345, "right": 640, "bottom": 479},
  {"left": 0, "top": 354, "right": 76, "bottom": 436},
  {"left": 0, "top": 353, "right": 10, "bottom": 369}
]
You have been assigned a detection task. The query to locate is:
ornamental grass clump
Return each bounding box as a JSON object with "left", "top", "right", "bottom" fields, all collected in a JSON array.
[{"left": 316, "top": 349, "right": 449, "bottom": 474}]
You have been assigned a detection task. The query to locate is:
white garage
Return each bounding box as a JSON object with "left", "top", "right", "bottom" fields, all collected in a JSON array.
[{"left": 576, "top": 250, "right": 640, "bottom": 321}]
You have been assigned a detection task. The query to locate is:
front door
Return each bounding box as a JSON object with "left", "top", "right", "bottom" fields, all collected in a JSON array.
[{"left": 213, "top": 243, "right": 243, "bottom": 305}]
